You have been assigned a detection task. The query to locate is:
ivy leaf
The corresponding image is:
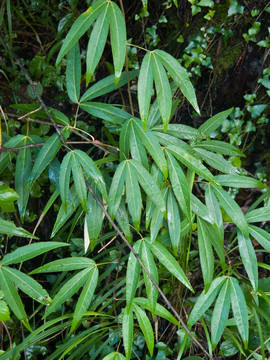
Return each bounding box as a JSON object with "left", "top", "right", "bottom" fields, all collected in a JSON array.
[
  {"left": 228, "top": 0, "right": 244, "bottom": 16},
  {"left": 66, "top": 42, "right": 81, "bottom": 103}
]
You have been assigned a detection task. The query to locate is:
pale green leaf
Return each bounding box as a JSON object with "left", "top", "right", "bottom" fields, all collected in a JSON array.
[
  {"left": 237, "top": 231, "right": 258, "bottom": 291},
  {"left": 167, "top": 189, "right": 181, "bottom": 255},
  {"left": 132, "top": 303, "right": 154, "bottom": 356},
  {"left": 249, "top": 225, "right": 270, "bottom": 252},
  {"left": 66, "top": 42, "right": 81, "bottom": 103},
  {"left": 56, "top": 0, "right": 107, "bottom": 64},
  {"left": 229, "top": 277, "right": 249, "bottom": 348},
  {"left": 0, "top": 299, "right": 10, "bottom": 321},
  {"left": 187, "top": 276, "right": 227, "bottom": 327},
  {"left": 122, "top": 307, "right": 133, "bottom": 360},
  {"left": 86, "top": 5, "right": 109, "bottom": 85},
  {"left": 125, "top": 161, "right": 142, "bottom": 231},
  {"left": 102, "top": 353, "right": 126, "bottom": 360},
  {"left": 108, "top": 161, "right": 127, "bottom": 218},
  {"left": 198, "top": 108, "right": 233, "bottom": 136},
  {"left": 80, "top": 102, "right": 131, "bottom": 125},
  {"left": 138, "top": 52, "right": 153, "bottom": 129},
  {"left": 0, "top": 219, "right": 38, "bottom": 239},
  {"left": 59, "top": 151, "right": 72, "bottom": 212},
  {"left": 71, "top": 152, "right": 88, "bottom": 213},
  {"left": 126, "top": 241, "right": 142, "bottom": 312},
  {"left": 151, "top": 241, "right": 193, "bottom": 291},
  {"left": 245, "top": 206, "right": 270, "bottom": 223},
  {"left": 215, "top": 175, "right": 266, "bottom": 189},
  {"left": 108, "top": 2, "right": 126, "bottom": 82},
  {"left": 30, "top": 257, "right": 95, "bottom": 274},
  {"left": 70, "top": 265, "right": 98, "bottom": 333}
]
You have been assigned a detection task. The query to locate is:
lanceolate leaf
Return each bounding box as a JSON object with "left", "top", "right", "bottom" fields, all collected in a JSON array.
[
  {"left": 115, "top": 200, "right": 132, "bottom": 243},
  {"left": 132, "top": 302, "right": 154, "bottom": 356},
  {"left": 86, "top": 5, "right": 109, "bottom": 85},
  {"left": 30, "top": 257, "right": 95, "bottom": 274},
  {"left": 125, "top": 161, "right": 142, "bottom": 231},
  {"left": 70, "top": 265, "right": 98, "bottom": 333},
  {"left": 151, "top": 241, "right": 193, "bottom": 291},
  {"left": 212, "top": 184, "right": 249, "bottom": 238},
  {"left": 211, "top": 279, "right": 230, "bottom": 348},
  {"left": 0, "top": 135, "right": 25, "bottom": 173},
  {"left": 108, "top": 161, "right": 127, "bottom": 218},
  {"left": 237, "top": 231, "right": 258, "bottom": 291},
  {"left": 215, "top": 175, "right": 266, "bottom": 189},
  {"left": 71, "top": 152, "right": 88, "bottom": 213},
  {"left": 66, "top": 42, "right": 81, "bottom": 103},
  {"left": 152, "top": 53, "right": 172, "bottom": 131},
  {"left": 0, "top": 219, "right": 38, "bottom": 239},
  {"left": 59, "top": 151, "right": 72, "bottom": 212},
  {"left": 122, "top": 307, "right": 133, "bottom": 360},
  {"left": 249, "top": 225, "right": 270, "bottom": 252},
  {"left": 129, "top": 159, "right": 166, "bottom": 217},
  {"left": 187, "top": 276, "right": 227, "bottom": 327},
  {"left": 153, "top": 123, "right": 198, "bottom": 140},
  {"left": 108, "top": 1, "right": 126, "bottom": 82},
  {"left": 129, "top": 121, "right": 149, "bottom": 169},
  {"left": 119, "top": 118, "right": 131, "bottom": 161},
  {"left": 141, "top": 240, "right": 158, "bottom": 317},
  {"left": 245, "top": 206, "right": 270, "bottom": 223},
  {"left": 203, "top": 220, "right": 225, "bottom": 267},
  {"left": 205, "top": 184, "right": 224, "bottom": 243},
  {"left": 197, "top": 217, "right": 214, "bottom": 290},
  {"left": 198, "top": 108, "right": 233, "bottom": 136},
  {"left": 0, "top": 268, "right": 27, "bottom": 320},
  {"left": 126, "top": 241, "right": 142, "bottom": 312},
  {"left": 56, "top": 0, "right": 107, "bottom": 64},
  {"left": 167, "top": 188, "right": 181, "bottom": 255},
  {"left": 150, "top": 203, "right": 164, "bottom": 243},
  {"left": 138, "top": 52, "right": 153, "bottom": 129},
  {"left": 191, "top": 194, "right": 213, "bottom": 224},
  {"left": 229, "top": 277, "right": 249, "bottom": 348},
  {"left": 193, "top": 140, "right": 245, "bottom": 157},
  {"left": 154, "top": 49, "right": 200, "bottom": 114},
  {"left": 2, "top": 267, "right": 51, "bottom": 305}
]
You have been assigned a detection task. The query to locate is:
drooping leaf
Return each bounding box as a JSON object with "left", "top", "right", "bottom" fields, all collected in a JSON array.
[
  {"left": 211, "top": 279, "right": 230, "bottom": 348},
  {"left": 0, "top": 219, "right": 38, "bottom": 239},
  {"left": 198, "top": 108, "right": 233, "bottom": 136},
  {"left": 138, "top": 52, "right": 153, "bottom": 129},
  {"left": 237, "top": 231, "right": 258, "bottom": 291},
  {"left": 197, "top": 217, "right": 214, "bottom": 290},
  {"left": 151, "top": 241, "right": 193, "bottom": 291},
  {"left": 154, "top": 49, "right": 200, "bottom": 114},
  {"left": 108, "top": 1, "right": 126, "bottom": 83},
  {"left": 193, "top": 140, "right": 245, "bottom": 157},
  {"left": 30, "top": 257, "right": 95, "bottom": 274},
  {"left": 212, "top": 184, "right": 249, "bottom": 238},
  {"left": 229, "top": 277, "right": 249, "bottom": 348},
  {"left": 187, "top": 276, "right": 227, "bottom": 327},
  {"left": 191, "top": 194, "right": 213, "bottom": 224},
  {"left": 56, "top": 0, "right": 107, "bottom": 64},
  {"left": 70, "top": 265, "right": 98, "bottom": 333},
  {"left": 126, "top": 240, "right": 142, "bottom": 312},
  {"left": 152, "top": 53, "right": 172, "bottom": 131},
  {"left": 86, "top": 5, "right": 110, "bottom": 85},
  {"left": 132, "top": 302, "right": 154, "bottom": 356},
  {"left": 59, "top": 151, "right": 73, "bottom": 212},
  {"left": 1, "top": 242, "right": 69, "bottom": 266},
  {"left": 248, "top": 225, "right": 270, "bottom": 252},
  {"left": 125, "top": 161, "right": 142, "bottom": 231},
  {"left": 122, "top": 307, "right": 133, "bottom": 360},
  {"left": 245, "top": 206, "right": 270, "bottom": 223},
  {"left": 167, "top": 188, "right": 181, "bottom": 255},
  {"left": 215, "top": 175, "right": 266, "bottom": 189},
  {"left": 66, "top": 42, "right": 81, "bottom": 103},
  {"left": 71, "top": 152, "right": 88, "bottom": 213}
]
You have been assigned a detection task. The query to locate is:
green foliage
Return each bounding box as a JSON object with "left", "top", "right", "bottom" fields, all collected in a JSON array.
[{"left": 0, "top": 0, "right": 269, "bottom": 359}]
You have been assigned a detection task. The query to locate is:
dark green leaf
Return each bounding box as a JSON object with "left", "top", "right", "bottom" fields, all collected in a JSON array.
[
  {"left": 138, "top": 52, "right": 153, "bottom": 129},
  {"left": 132, "top": 302, "right": 154, "bottom": 356},
  {"left": 71, "top": 152, "right": 88, "bottom": 213},
  {"left": 198, "top": 108, "right": 233, "bottom": 136},
  {"left": 215, "top": 175, "right": 266, "bottom": 189},
  {"left": 0, "top": 219, "right": 39, "bottom": 239},
  {"left": 59, "top": 151, "right": 72, "bottom": 212},
  {"left": 123, "top": 307, "right": 133, "bottom": 360},
  {"left": 167, "top": 189, "right": 181, "bottom": 255},
  {"left": 193, "top": 140, "right": 245, "bottom": 157},
  {"left": 245, "top": 206, "right": 270, "bottom": 223},
  {"left": 108, "top": 161, "right": 127, "bottom": 218},
  {"left": 249, "top": 225, "right": 270, "bottom": 252},
  {"left": 129, "top": 122, "right": 149, "bottom": 169},
  {"left": 30, "top": 257, "right": 95, "bottom": 274},
  {"left": 80, "top": 102, "right": 131, "bottom": 125},
  {"left": 66, "top": 42, "right": 81, "bottom": 103}
]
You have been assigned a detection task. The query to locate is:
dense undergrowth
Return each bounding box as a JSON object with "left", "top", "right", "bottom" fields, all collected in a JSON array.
[{"left": 0, "top": 0, "right": 269, "bottom": 359}]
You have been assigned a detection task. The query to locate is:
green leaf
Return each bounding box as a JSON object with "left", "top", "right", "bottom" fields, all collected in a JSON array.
[
  {"left": 193, "top": 140, "right": 245, "bottom": 157},
  {"left": 0, "top": 268, "right": 27, "bottom": 320},
  {"left": 245, "top": 206, "right": 270, "bottom": 223},
  {"left": 15, "top": 143, "right": 31, "bottom": 220},
  {"left": 56, "top": 0, "right": 107, "bottom": 64},
  {"left": 228, "top": 0, "right": 244, "bottom": 16},
  {"left": 134, "top": 297, "right": 180, "bottom": 326},
  {"left": 132, "top": 302, "right": 154, "bottom": 356},
  {"left": 141, "top": 240, "right": 158, "bottom": 318},
  {"left": 198, "top": 108, "right": 234, "bottom": 136},
  {"left": 153, "top": 123, "right": 198, "bottom": 140},
  {"left": 215, "top": 174, "right": 266, "bottom": 189},
  {"left": 167, "top": 189, "right": 181, "bottom": 255},
  {"left": 248, "top": 225, "right": 270, "bottom": 252},
  {"left": 0, "top": 219, "right": 38, "bottom": 239},
  {"left": 59, "top": 151, "right": 73, "bottom": 212},
  {"left": 102, "top": 353, "right": 126, "bottom": 360},
  {"left": 151, "top": 241, "right": 193, "bottom": 291},
  {"left": 85, "top": 187, "right": 103, "bottom": 251},
  {"left": 197, "top": 217, "right": 214, "bottom": 290},
  {"left": 194, "top": 147, "right": 239, "bottom": 174},
  {"left": 237, "top": 231, "right": 258, "bottom": 292},
  {"left": 126, "top": 241, "right": 142, "bottom": 313},
  {"left": 71, "top": 152, "right": 88, "bottom": 213},
  {"left": 70, "top": 265, "right": 98, "bottom": 333},
  {"left": 0, "top": 135, "right": 24, "bottom": 173},
  {"left": 81, "top": 71, "right": 138, "bottom": 102},
  {"left": 2, "top": 267, "right": 51, "bottom": 305},
  {"left": 129, "top": 159, "right": 166, "bottom": 217},
  {"left": 66, "top": 42, "right": 81, "bottom": 103},
  {"left": 205, "top": 184, "right": 224, "bottom": 243},
  {"left": 129, "top": 122, "right": 149, "bottom": 169},
  {"left": 211, "top": 279, "right": 230, "bottom": 349},
  {"left": 187, "top": 276, "right": 226, "bottom": 327},
  {"left": 73, "top": 149, "right": 108, "bottom": 201},
  {"left": 165, "top": 150, "right": 191, "bottom": 221},
  {"left": 86, "top": 5, "right": 109, "bottom": 85},
  {"left": 0, "top": 186, "right": 19, "bottom": 212},
  {"left": 1, "top": 242, "right": 69, "bottom": 266},
  {"left": 119, "top": 118, "right": 131, "bottom": 161},
  {"left": 125, "top": 161, "right": 142, "bottom": 231},
  {"left": 108, "top": 1, "right": 126, "bottom": 82},
  {"left": 212, "top": 185, "right": 249, "bottom": 238},
  {"left": 138, "top": 52, "right": 153, "bottom": 129},
  {"left": 44, "top": 267, "right": 94, "bottom": 318},
  {"left": 202, "top": 220, "right": 225, "bottom": 267},
  {"left": 108, "top": 161, "right": 127, "bottom": 218},
  {"left": 30, "top": 257, "right": 95, "bottom": 274},
  {"left": 229, "top": 277, "right": 249, "bottom": 348},
  {"left": 150, "top": 203, "right": 164, "bottom": 243},
  {"left": 191, "top": 194, "right": 213, "bottom": 224},
  {"left": 133, "top": 118, "right": 168, "bottom": 178},
  {"left": 154, "top": 49, "right": 200, "bottom": 114},
  {"left": 122, "top": 307, "right": 133, "bottom": 360},
  {"left": 167, "top": 144, "right": 217, "bottom": 184},
  {"left": 152, "top": 53, "right": 172, "bottom": 131},
  {"left": 115, "top": 199, "right": 132, "bottom": 243},
  {"left": 0, "top": 299, "right": 10, "bottom": 321},
  {"left": 80, "top": 102, "right": 131, "bottom": 125}
]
